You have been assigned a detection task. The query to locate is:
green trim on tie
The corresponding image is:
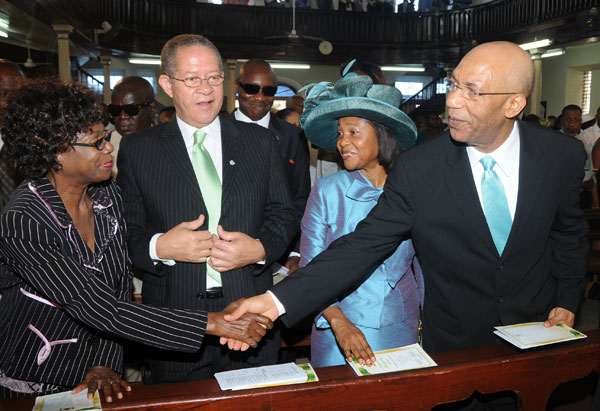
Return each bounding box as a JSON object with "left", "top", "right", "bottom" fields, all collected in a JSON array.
[
  {"left": 192, "top": 129, "right": 222, "bottom": 284},
  {"left": 480, "top": 155, "right": 513, "bottom": 255}
]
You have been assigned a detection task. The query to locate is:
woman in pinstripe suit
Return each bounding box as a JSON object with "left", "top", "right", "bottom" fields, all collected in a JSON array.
[{"left": 0, "top": 81, "right": 272, "bottom": 400}]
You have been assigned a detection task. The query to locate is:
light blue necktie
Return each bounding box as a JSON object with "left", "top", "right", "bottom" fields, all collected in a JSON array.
[
  {"left": 480, "top": 155, "right": 513, "bottom": 255},
  {"left": 192, "top": 129, "right": 222, "bottom": 284}
]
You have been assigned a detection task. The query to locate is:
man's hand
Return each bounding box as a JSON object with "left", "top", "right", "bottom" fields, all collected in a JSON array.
[
  {"left": 220, "top": 293, "right": 280, "bottom": 350},
  {"left": 206, "top": 299, "right": 274, "bottom": 351},
  {"left": 284, "top": 256, "right": 300, "bottom": 274},
  {"left": 544, "top": 307, "right": 575, "bottom": 328},
  {"left": 324, "top": 306, "right": 376, "bottom": 366},
  {"left": 209, "top": 225, "right": 266, "bottom": 272},
  {"left": 156, "top": 215, "right": 213, "bottom": 262},
  {"left": 73, "top": 366, "right": 131, "bottom": 403}
]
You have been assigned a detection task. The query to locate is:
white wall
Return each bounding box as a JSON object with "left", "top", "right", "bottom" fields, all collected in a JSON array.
[{"left": 541, "top": 42, "right": 600, "bottom": 117}]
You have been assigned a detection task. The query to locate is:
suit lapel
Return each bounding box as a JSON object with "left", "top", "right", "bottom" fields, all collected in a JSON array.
[
  {"left": 268, "top": 117, "right": 283, "bottom": 144},
  {"left": 443, "top": 139, "right": 499, "bottom": 256},
  {"left": 220, "top": 117, "right": 244, "bottom": 206},
  {"left": 501, "top": 122, "right": 544, "bottom": 260},
  {"left": 159, "top": 119, "right": 203, "bottom": 203}
]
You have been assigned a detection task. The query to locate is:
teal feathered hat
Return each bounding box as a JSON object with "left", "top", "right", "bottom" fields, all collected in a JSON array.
[{"left": 299, "top": 64, "right": 417, "bottom": 151}]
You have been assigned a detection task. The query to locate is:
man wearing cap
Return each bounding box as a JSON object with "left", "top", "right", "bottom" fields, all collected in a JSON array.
[
  {"left": 117, "top": 35, "right": 296, "bottom": 383},
  {"left": 226, "top": 42, "right": 588, "bottom": 408},
  {"left": 233, "top": 59, "right": 310, "bottom": 273}
]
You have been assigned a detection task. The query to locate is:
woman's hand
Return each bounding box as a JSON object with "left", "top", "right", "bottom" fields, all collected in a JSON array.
[
  {"left": 73, "top": 366, "right": 131, "bottom": 403},
  {"left": 324, "top": 306, "right": 376, "bottom": 366}
]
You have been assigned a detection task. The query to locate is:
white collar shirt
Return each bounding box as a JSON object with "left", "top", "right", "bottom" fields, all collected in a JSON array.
[
  {"left": 466, "top": 122, "right": 520, "bottom": 220},
  {"left": 234, "top": 109, "right": 271, "bottom": 129}
]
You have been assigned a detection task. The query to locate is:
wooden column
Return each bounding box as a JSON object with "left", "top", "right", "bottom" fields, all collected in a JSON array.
[
  {"left": 226, "top": 59, "right": 237, "bottom": 114},
  {"left": 100, "top": 49, "right": 112, "bottom": 104},
  {"left": 52, "top": 24, "right": 73, "bottom": 82}
]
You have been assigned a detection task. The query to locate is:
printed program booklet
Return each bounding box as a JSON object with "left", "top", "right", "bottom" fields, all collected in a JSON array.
[
  {"left": 347, "top": 343, "right": 437, "bottom": 376},
  {"left": 33, "top": 389, "right": 101, "bottom": 411},
  {"left": 494, "top": 322, "right": 587, "bottom": 349},
  {"left": 215, "top": 362, "right": 318, "bottom": 391},
  {"left": 271, "top": 263, "right": 289, "bottom": 285}
]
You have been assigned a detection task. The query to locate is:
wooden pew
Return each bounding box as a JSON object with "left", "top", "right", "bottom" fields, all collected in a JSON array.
[{"left": 2, "top": 329, "right": 599, "bottom": 410}]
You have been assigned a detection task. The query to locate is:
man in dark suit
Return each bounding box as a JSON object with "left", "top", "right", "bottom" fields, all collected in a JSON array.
[
  {"left": 226, "top": 41, "right": 588, "bottom": 361},
  {"left": 233, "top": 59, "right": 310, "bottom": 273},
  {"left": 117, "top": 34, "right": 296, "bottom": 383}
]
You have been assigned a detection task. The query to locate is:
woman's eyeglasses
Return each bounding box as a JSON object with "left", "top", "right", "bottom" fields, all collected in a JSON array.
[
  {"left": 237, "top": 82, "right": 277, "bottom": 97},
  {"left": 73, "top": 130, "right": 113, "bottom": 151},
  {"left": 106, "top": 102, "right": 153, "bottom": 117}
]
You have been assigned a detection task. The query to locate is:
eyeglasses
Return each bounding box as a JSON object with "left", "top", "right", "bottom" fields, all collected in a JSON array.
[
  {"left": 444, "top": 78, "right": 517, "bottom": 101},
  {"left": 166, "top": 73, "right": 225, "bottom": 88},
  {"left": 72, "top": 130, "right": 113, "bottom": 151},
  {"left": 106, "top": 102, "right": 153, "bottom": 117},
  {"left": 237, "top": 81, "right": 277, "bottom": 97}
]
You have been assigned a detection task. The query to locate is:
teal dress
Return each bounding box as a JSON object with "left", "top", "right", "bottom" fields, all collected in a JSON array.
[{"left": 300, "top": 170, "right": 424, "bottom": 367}]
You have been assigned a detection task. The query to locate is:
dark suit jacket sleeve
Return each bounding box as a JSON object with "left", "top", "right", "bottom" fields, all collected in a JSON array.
[
  {"left": 272, "top": 158, "right": 415, "bottom": 325},
  {"left": 289, "top": 131, "right": 311, "bottom": 253},
  {"left": 0, "top": 210, "right": 208, "bottom": 353},
  {"left": 254, "top": 130, "right": 298, "bottom": 266},
  {"left": 550, "top": 143, "right": 589, "bottom": 313},
  {"left": 116, "top": 134, "right": 167, "bottom": 275}
]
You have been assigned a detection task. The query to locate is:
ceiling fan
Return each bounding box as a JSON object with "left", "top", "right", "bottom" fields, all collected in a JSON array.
[
  {"left": 18, "top": 46, "right": 52, "bottom": 68},
  {"left": 576, "top": 7, "right": 600, "bottom": 31},
  {"left": 264, "top": 0, "right": 333, "bottom": 55}
]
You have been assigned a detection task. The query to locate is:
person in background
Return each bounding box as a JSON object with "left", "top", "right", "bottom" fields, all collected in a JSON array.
[
  {"left": 286, "top": 94, "right": 304, "bottom": 115},
  {"left": 0, "top": 60, "right": 25, "bottom": 210},
  {"left": 299, "top": 72, "right": 423, "bottom": 367},
  {"left": 108, "top": 76, "right": 157, "bottom": 176},
  {"left": 275, "top": 108, "right": 300, "bottom": 127},
  {"left": 158, "top": 106, "right": 176, "bottom": 124},
  {"left": 234, "top": 59, "right": 310, "bottom": 274},
  {"left": 0, "top": 80, "right": 272, "bottom": 400},
  {"left": 415, "top": 112, "right": 445, "bottom": 145}
]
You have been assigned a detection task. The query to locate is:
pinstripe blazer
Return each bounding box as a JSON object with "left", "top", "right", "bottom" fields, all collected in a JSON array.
[
  {"left": 0, "top": 178, "right": 208, "bottom": 391},
  {"left": 116, "top": 116, "right": 297, "bottom": 364}
]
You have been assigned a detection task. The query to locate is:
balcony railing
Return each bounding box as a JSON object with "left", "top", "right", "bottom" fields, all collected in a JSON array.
[{"left": 87, "top": 0, "right": 600, "bottom": 45}]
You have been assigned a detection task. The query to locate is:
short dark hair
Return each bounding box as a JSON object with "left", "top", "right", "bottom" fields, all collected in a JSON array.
[
  {"left": 561, "top": 104, "right": 582, "bottom": 117},
  {"left": 275, "top": 108, "right": 296, "bottom": 121},
  {"left": 161, "top": 34, "right": 223, "bottom": 75},
  {"left": 1, "top": 80, "right": 103, "bottom": 179},
  {"left": 159, "top": 106, "right": 176, "bottom": 115},
  {"left": 342, "top": 60, "right": 386, "bottom": 85},
  {"left": 366, "top": 119, "right": 401, "bottom": 173}
]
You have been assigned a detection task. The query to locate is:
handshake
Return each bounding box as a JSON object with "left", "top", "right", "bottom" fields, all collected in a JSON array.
[{"left": 208, "top": 293, "right": 280, "bottom": 351}]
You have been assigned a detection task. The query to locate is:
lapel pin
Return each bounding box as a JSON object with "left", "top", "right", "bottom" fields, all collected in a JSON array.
[
  {"left": 275, "top": 135, "right": 280, "bottom": 140},
  {"left": 229, "top": 160, "right": 236, "bottom": 166}
]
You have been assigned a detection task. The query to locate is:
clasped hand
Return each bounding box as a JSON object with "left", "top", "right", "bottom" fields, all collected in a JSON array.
[
  {"left": 157, "top": 217, "right": 265, "bottom": 270},
  {"left": 207, "top": 299, "right": 274, "bottom": 351}
]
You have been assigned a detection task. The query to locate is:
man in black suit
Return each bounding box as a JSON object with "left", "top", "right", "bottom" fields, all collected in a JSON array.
[
  {"left": 117, "top": 34, "right": 296, "bottom": 383},
  {"left": 233, "top": 59, "right": 310, "bottom": 273},
  {"left": 227, "top": 41, "right": 588, "bottom": 357}
]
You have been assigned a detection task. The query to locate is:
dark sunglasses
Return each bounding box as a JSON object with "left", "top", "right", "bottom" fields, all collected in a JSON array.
[
  {"left": 106, "top": 101, "right": 153, "bottom": 117},
  {"left": 73, "top": 130, "right": 113, "bottom": 151},
  {"left": 237, "top": 82, "right": 277, "bottom": 97}
]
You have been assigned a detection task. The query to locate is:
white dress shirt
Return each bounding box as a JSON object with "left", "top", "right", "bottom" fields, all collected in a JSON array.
[
  {"left": 581, "top": 123, "right": 600, "bottom": 168},
  {"left": 234, "top": 109, "right": 271, "bottom": 129}
]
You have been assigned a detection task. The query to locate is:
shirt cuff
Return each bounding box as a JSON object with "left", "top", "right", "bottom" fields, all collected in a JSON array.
[
  {"left": 255, "top": 238, "right": 266, "bottom": 264},
  {"left": 288, "top": 251, "right": 301, "bottom": 259},
  {"left": 150, "top": 233, "right": 176, "bottom": 266},
  {"left": 267, "top": 290, "right": 286, "bottom": 316}
]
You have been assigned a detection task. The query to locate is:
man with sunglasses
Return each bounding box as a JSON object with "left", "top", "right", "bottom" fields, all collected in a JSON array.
[
  {"left": 117, "top": 35, "right": 296, "bottom": 384},
  {"left": 108, "top": 77, "right": 157, "bottom": 175},
  {"left": 233, "top": 59, "right": 310, "bottom": 274}
]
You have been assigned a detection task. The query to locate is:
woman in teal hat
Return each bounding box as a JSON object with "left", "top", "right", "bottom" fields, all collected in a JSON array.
[{"left": 299, "top": 72, "right": 424, "bottom": 367}]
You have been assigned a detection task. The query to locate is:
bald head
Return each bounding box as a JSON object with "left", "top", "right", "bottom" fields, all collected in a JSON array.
[
  {"left": 461, "top": 41, "right": 534, "bottom": 97},
  {"left": 236, "top": 59, "right": 277, "bottom": 121},
  {"left": 446, "top": 41, "right": 533, "bottom": 152},
  {"left": 0, "top": 59, "right": 26, "bottom": 121},
  {"left": 110, "top": 76, "right": 156, "bottom": 136}
]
